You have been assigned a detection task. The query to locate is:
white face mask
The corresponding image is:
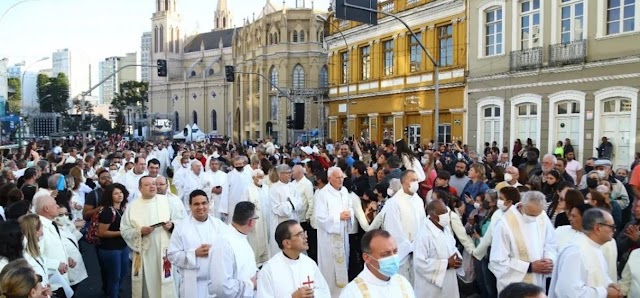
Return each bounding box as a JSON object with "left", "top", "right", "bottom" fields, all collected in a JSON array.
[
  {"left": 473, "top": 202, "right": 481, "bottom": 209},
  {"left": 596, "top": 170, "right": 607, "bottom": 179},
  {"left": 497, "top": 199, "right": 508, "bottom": 212},
  {"left": 55, "top": 215, "right": 70, "bottom": 227},
  {"left": 409, "top": 181, "right": 419, "bottom": 194},
  {"left": 437, "top": 212, "right": 451, "bottom": 227},
  {"left": 256, "top": 179, "right": 264, "bottom": 186},
  {"left": 182, "top": 163, "right": 188, "bottom": 168},
  {"left": 503, "top": 173, "right": 513, "bottom": 183},
  {"left": 523, "top": 214, "right": 538, "bottom": 224},
  {"left": 387, "top": 189, "right": 394, "bottom": 197},
  {"left": 421, "top": 157, "right": 428, "bottom": 166}
]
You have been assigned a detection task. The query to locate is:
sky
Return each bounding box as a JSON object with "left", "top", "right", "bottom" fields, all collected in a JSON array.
[{"left": 1, "top": 0, "right": 331, "bottom": 70}]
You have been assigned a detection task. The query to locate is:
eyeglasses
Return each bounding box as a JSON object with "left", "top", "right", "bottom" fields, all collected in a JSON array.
[
  {"left": 251, "top": 215, "right": 260, "bottom": 220},
  {"left": 292, "top": 230, "right": 308, "bottom": 238},
  {"left": 598, "top": 222, "right": 616, "bottom": 231},
  {"left": 35, "top": 274, "right": 42, "bottom": 283}
]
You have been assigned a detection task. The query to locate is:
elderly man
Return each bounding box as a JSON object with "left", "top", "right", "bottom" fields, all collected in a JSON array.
[
  {"left": 240, "top": 169, "right": 271, "bottom": 266},
  {"left": 490, "top": 191, "right": 557, "bottom": 294},
  {"left": 549, "top": 209, "right": 621, "bottom": 298},
  {"left": 594, "top": 159, "right": 630, "bottom": 209},
  {"left": 268, "top": 164, "right": 302, "bottom": 257},
  {"left": 315, "top": 166, "right": 354, "bottom": 297},
  {"left": 495, "top": 166, "right": 523, "bottom": 191},
  {"left": 178, "top": 160, "right": 204, "bottom": 207},
  {"left": 156, "top": 175, "right": 187, "bottom": 221},
  {"left": 291, "top": 164, "right": 316, "bottom": 259},
  {"left": 526, "top": 153, "right": 556, "bottom": 190},
  {"left": 220, "top": 157, "right": 253, "bottom": 223}
]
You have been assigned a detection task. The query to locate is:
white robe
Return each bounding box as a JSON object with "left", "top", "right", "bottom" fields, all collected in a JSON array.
[
  {"left": 166, "top": 192, "right": 188, "bottom": 222},
  {"left": 339, "top": 265, "right": 415, "bottom": 298},
  {"left": 413, "top": 219, "right": 461, "bottom": 298},
  {"left": 117, "top": 169, "right": 149, "bottom": 202},
  {"left": 257, "top": 252, "right": 331, "bottom": 298},
  {"left": 208, "top": 225, "right": 257, "bottom": 298},
  {"left": 179, "top": 171, "right": 204, "bottom": 207},
  {"left": 220, "top": 169, "right": 253, "bottom": 222},
  {"left": 620, "top": 248, "right": 640, "bottom": 298},
  {"left": 382, "top": 190, "right": 426, "bottom": 284},
  {"left": 58, "top": 221, "right": 88, "bottom": 286},
  {"left": 291, "top": 177, "right": 314, "bottom": 223},
  {"left": 315, "top": 185, "right": 353, "bottom": 297},
  {"left": 268, "top": 181, "right": 302, "bottom": 257},
  {"left": 489, "top": 207, "right": 558, "bottom": 294},
  {"left": 168, "top": 216, "right": 226, "bottom": 298},
  {"left": 549, "top": 233, "right": 612, "bottom": 298},
  {"left": 120, "top": 195, "right": 178, "bottom": 298},
  {"left": 200, "top": 170, "right": 229, "bottom": 219},
  {"left": 241, "top": 183, "right": 272, "bottom": 266},
  {"left": 555, "top": 226, "right": 618, "bottom": 281}
]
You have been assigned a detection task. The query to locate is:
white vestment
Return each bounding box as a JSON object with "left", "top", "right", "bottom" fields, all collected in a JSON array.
[
  {"left": 382, "top": 190, "right": 426, "bottom": 284},
  {"left": 292, "top": 177, "right": 314, "bottom": 223},
  {"left": 120, "top": 195, "right": 178, "bottom": 298},
  {"left": 268, "top": 181, "right": 302, "bottom": 257},
  {"left": 220, "top": 169, "right": 253, "bottom": 222},
  {"left": 339, "top": 266, "right": 415, "bottom": 298},
  {"left": 315, "top": 185, "right": 353, "bottom": 297},
  {"left": 208, "top": 225, "right": 257, "bottom": 298},
  {"left": 165, "top": 192, "right": 188, "bottom": 222},
  {"left": 555, "top": 225, "right": 618, "bottom": 281},
  {"left": 474, "top": 208, "right": 505, "bottom": 260},
  {"left": 117, "top": 169, "right": 148, "bottom": 202},
  {"left": 241, "top": 183, "right": 271, "bottom": 266},
  {"left": 489, "top": 207, "right": 558, "bottom": 294},
  {"left": 200, "top": 170, "right": 229, "bottom": 219},
  {"left": 413, "top": 219, "right": 461, "bottom": 298},
  {"left": 58, "top": 222, "right": 88, "bottom": 286},
  {"left": 257, "top": 252, "right": 331, "bottom": 298},
  {"left": 168, "top": 216, "right": 226, "bottom": 298},
  {"left": 178, "top": 171, "right": 204, "bottom": 206},
  {"left": 620, "top": 249, "right": 640, "bottom": 298},
  {"left": 549, "top": 233, "right": 612, "bottom": 298}
]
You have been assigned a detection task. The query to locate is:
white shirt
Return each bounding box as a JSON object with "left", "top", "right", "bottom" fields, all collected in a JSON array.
[
  {"left": 339, "top": 265, "right": 415, "bottom": 298},
  {"left": 209, "top": 225, "right": 257, "bottom": 298},
  {"left": 620, "top": 249, "right": 640, "bottom": 298},
  {"left": 565, "top": 160, "right": 582, "bottom": 185}
]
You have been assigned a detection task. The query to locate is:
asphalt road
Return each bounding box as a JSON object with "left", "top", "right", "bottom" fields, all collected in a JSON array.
[{"left": 74, "top": 239, "right": 131, "bottom": 298}]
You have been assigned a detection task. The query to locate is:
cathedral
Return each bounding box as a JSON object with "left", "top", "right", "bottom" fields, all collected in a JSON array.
[{"left": 148, "top": 0, "right": 328, "bottom": 144}]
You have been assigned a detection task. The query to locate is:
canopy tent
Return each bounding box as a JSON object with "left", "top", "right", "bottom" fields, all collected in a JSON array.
[{"left": 172, "top": 124, "right": 207, "bottom": 141}]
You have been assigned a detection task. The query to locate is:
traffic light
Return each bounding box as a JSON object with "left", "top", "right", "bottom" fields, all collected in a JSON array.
[
  {"left": 157, "top": 59, "right": 167, "bottom": 77},
  {"left": 224, "top": 66, "right": 235, "bottom": 82},
  {"left": 286, "top": 116, "right": 294, "bottom": 129}
]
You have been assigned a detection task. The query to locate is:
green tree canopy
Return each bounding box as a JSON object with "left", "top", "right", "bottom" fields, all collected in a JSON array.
[
  {"left": 7, "top": 78, "right": 21, "bottom": 113},
  {"left": 37, "top": 73, "right": 70, "bottom": 114}
]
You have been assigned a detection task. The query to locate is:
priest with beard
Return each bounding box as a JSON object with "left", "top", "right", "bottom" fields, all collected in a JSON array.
[
  {"left": 257, "top": 220, "right": 331, "bottom": 298},
  {"left": 220, "top": 157, "right": 253, "bottom": 223},
  {"left": 168, "top": 190, "right": 226, "bottom": 298},
  {"left": 240, "top": 169, "right": 271, "bottom": 266}
]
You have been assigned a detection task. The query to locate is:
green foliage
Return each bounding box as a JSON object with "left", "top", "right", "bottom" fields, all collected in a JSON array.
[
  {"left": 111, "top": 80, "right": 148, "bottom": 134},
  {"left": 7, "top": 78, "right": 21, "bottom": 113},
  {"left": 72, "top": 98, "right": 94, "bottom": 114},
  {"left": 37, "top": 73, "right": 70, "bottom": 114},
  {"left": 94, "top": 114, "right": 113, "bottom": 133}
]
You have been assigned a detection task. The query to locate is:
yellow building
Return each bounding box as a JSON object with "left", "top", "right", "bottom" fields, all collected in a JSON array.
[{"left": 325, "top": 0, "right": 467, "bottom": 145}]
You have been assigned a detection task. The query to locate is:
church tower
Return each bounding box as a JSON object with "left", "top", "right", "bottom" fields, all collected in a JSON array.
[
  {"left": 151, "top": 0, "right": 182, "bottom": 81},
  {"left": 214, "top": 0, "right": 232, "bottom": 30}
]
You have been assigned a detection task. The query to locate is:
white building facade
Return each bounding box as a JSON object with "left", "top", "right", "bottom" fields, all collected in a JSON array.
[{"left": 141, "top": 31, "right": 152, "bottom": 82}]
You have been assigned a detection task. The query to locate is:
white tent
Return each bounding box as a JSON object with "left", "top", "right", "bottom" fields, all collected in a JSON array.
[{"left": 173, "top": 124, "right": 207, "bottom": 141}]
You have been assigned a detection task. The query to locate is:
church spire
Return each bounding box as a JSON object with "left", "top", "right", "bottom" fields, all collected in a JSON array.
[{"left": 214, "top": 0, "right": 232, "bottom": 30}]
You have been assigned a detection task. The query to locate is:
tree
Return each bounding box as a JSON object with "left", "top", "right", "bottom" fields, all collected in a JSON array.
[
  {"left": 111, "top": 81, "right": 148, "bottom": 134},
  {"left": 94, "top": 114, "right": 113, "bottom": 133},
  {"left": 7, "top": 78, "right": 21, "bottom": 114},
  {"left": 72, "top": 98, "right": 94, "bottom": 114},
  {"left": 37, "top": 73, "right": 70, "bottom": 114}
]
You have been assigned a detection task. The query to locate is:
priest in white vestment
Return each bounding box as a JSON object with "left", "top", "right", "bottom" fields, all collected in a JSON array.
[
  {"left": 171, "top": 156, "right": 191, "bottom": 197},
  {"left": 489, "top": 191, "right": 558, "bottom": 294},
  {"left": 209, "top": 201, "right": 259, "bottom": 298},
  {"left": 220, "top": 157, "right": 253, "bottom": 223},
  {"left": 168, "top": 190, "right": 227, "bottom": 298},
  {"left": 549, "top": 208, "right": 622, "bottom": 298},
  {"left": 156, "top": 176, "right": 187, "bottom": 222},
  {"left": 117, "top": 157, "right": 148, "bottom": 202},
  {"left": 257, "top": 220, "right": 331, "bottom": 298},
  {"left": 241, "top": 169, "right": 271, "bottom": 266},
  {"left": 291, "top": 165, "right": 314, "bottom": 231},
  {"left": 268, "top": 164, "right": 303, "bottom": 257},
  {"left": 200, "top": 158, "right": 229, "bottom": 219},
  {"left": 178, "top": 161, "right": 204, "bottom": 206},
  {"left": 339, "top": 230, "right": 415, "bottom": 298},
  {"left": 413, "top": 200, "right": 462, "bottom": 298},
  {"left": 120, "top": 176, "right": 179, "bottom": 298},
  {"left": 620, "top": 249, "right": 640, "bottom": 298},
  {"left": 315, "top": 167, "right": 354, "bottom": 297},
  {"left": 382, "top": 170, "right": 427, "bottom": 285},
  {"left": 555, "top": 204, "right": 618, "bottom": 281}
]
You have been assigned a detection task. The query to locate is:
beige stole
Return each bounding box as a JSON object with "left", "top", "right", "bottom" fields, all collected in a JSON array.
[
  {"left": 575, "top": 233, "right": 607, "bottom": 287},
  {"left": 328, "top": 188, "right": 350, "bottom": 287},
  {"left": 503, "top": 210, "right": 545, "bottom": 284},
  {"left": 354, "top": 275, "right": 409, "bottom": 298}
]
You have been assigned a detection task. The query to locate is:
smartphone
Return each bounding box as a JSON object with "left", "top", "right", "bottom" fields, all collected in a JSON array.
[{"left": 150, "top": 222, "right": 165, "bottom": 228}]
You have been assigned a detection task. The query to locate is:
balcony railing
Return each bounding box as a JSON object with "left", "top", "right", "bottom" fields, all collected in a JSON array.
[
  {"left": 509, "top": 47, "right": 543, "bottom": 71},
  {"left": 380, "top": 1, "right": 395, "bottom": 13},
  {"left": 549, "top": 39, "right": 587, "bottom": 66}
]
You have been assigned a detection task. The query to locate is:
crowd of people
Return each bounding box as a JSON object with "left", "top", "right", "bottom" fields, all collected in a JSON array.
[{"left": 0, "top": 135, "right": 638, "bottom": 298}]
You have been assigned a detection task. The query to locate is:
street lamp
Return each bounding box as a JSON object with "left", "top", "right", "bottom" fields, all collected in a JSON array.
[{"left": 316, "top": 14, "right": 350, "bottom": 138}]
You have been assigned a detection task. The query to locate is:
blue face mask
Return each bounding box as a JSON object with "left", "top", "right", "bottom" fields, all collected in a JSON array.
[
  {"left": 56, "top": 176, "right": 66, "bottom": 191},
  {"left": 370, "top": 254, "right": 400, "bottom": 278}
]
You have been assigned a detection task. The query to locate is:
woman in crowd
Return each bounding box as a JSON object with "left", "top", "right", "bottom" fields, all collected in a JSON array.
[
  {"left": 545, "top": 181, "right": 574, "bottom": 227},
  {"left": 0, "top": 259, "right": 47, "bottom": 298},
  {"left": 17, "top": 214, "right": 50, "bottom": 296},
  {"left": 541, "top": 170, "right": 563, "bottom": 202},
  {"left": 395, "top": 139, "right": 426, "bottom": 183},
  {"left": 460, "top": 163, "right": 489, "bottom": 220},
  {"left": 473, "top": 189, "right": 499, "bottom": 298},
  {"left": 96, "top": 183, "right": 129, "bottom": 298},
  {"left": 0, "top": 221, "right": 24, "bottom": 271}
]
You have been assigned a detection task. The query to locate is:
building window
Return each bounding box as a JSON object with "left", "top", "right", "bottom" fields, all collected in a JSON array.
[
  {"left": 383, "top": 39, "right": 394, "bottom": 76},
  {"left": 607, "top": 0, "right": 636, "bottom": 34},
  {"left": 438, "top": 24, "right": 453, "bottom": 66},
  {"left": 160, "top": 25, "right": 164, "bottom": 52},
  {"left": 341, "top": 51, "right": 349, "bottom": 84},
  {"left": 170, "top": 27, "right": 174, "bottom": 53},
  {"left": 318, "top": 31, "right": 324, "bottom": 44},
  {"left": 409, "top": 32, "right": 422, "bottom": 72},
  {"left": 175, "top": 28, "right": 179, "bottom": 52},
  {"left": 520, "top": 0, "right": 541, "bottom": 49},
  {"left": 320, "top": 65, "right": 329, "bottom": 88},
  {"left": 516, "top": 103, "right": 538, "bottom": 146},
  {"left": 300, "top": 30, "right": 305, "bottom": 42},
  {"left": 269, "top": 66, "right": 278, "bottom": 91},
  {"left": 485, "top": 7, "right": 503, "bottom": 56},
  {"left": 211, "top": 109, "right": 217, "bottom": 131},
  {"left": 293, "top": 31, "right": 298, "bottom": 42},
  {"left": 192, "top": 110, "right": 198, "bottom": 125},
  {"left": 208, "top": 69, "right": 214, "bottom": 76},
  {"left": 154, "top": 26, "right": 158, "bottom": 53},
  {"left": 561, "top": 0, "right": 584, "bottom": 44},
  {"left": 190, "top": 70, "right": 196, "bottom": 77},
  {"left": 292, "top": 64, "right": 305, "bottom": 89},
  {"left": 270, "top": 96, "right": 278, "bottom": 120},
  {"left": 360, "top": 45, "right": 371, "bottom": 80},
  {"left": 482, "top": 106, "right": 501, "bottom": 144}
]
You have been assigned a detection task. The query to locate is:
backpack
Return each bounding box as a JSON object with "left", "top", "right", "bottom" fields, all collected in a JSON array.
[{"left": 86, "top": 207, "right": 116, "bottom": 245}]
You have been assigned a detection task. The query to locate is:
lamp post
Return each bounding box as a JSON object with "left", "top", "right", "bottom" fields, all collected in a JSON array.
[{"left": 316, "top": 15, "right": 350, "bottom": 139}]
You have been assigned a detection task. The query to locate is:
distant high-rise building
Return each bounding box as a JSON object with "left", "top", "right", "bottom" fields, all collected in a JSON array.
[
  {"left": 52, "top": 49, "right": 70, "bottom": 78},
  {"left": 141, "top": 32, "right": 152, "bottom": 82},
  {"left": 99, "top": 53, "right": 138, "bottom": 108},
  {"left": 51, "top": 48, "right": 90, "bottom": 106}
]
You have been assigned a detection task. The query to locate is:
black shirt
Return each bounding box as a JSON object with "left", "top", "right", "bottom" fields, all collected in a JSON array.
[{"left": 98, "top": 206, "right": 127, "bottom": 250}]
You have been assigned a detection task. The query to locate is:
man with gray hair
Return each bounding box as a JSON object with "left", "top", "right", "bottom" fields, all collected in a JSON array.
[
  {"left": 594, "top": 159, "right": 629, "bottom": 209},
  {"left": 268, "top": 164, "right": 302, "bottom": 257},
  {"left": 220, "top": 156, "right": 252, "bottom": 223},
  {"left": 549, "top": 208, "right": 622, "bottom": 298},
  {"left": 490, "top": 191, "right": 558, "bottom": 294},
  {"left": 527, "top": 154, "right": 557, "bottom": 191},
  {"left": 291, "top": 164, "right": 316, "bottom": 258}
]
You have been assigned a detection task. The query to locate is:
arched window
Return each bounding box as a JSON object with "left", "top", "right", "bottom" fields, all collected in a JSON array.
[
  {"left": 154, "top": 26, "right": 158, "bottom": 52},
  {"left": 318, "top": 31, "right": 324, "bottom": 44},
  {"left": 293, "top": 31, "right": 298, "bottom": 42},
  {"left": 211, "top": 110, "right": 218, "bottom": 131},
  {"left": 164, "top": 0, "right": 169, "bottom": 11},
  {"left": 269, "top": 66, "right": 279, "bottom": 91},
  {"left": 223, "top": 17, "right": 226, "bottom": 28},
  {"left": 174, "top": 111, "right": 179, "bottom": 131},
  {"left": 159, "top": 26, "right": 164, "bottom": 52},
  {"left": 192, "top": 110, "right": 198, "bottom": 125},
  {"left": 208, "top": 68, "right": 214, "bottom": 76},
  {"left": 175, "top": 28, "right": 179, "bottom": 52},
  {"left": 319, "top": 65, "right": 328, "bottom": 88},
  {"left": 299, "top": 30, "right": 305, "bottom": 42},
  {"left": 170, "top": 27, "right": 174, "bottom": 53},
  {"left": 292, "top": 64, "right": 305, "bottom": 89},
  {"left": 190, "top": 70, "right": 196, "bottom": 77}
]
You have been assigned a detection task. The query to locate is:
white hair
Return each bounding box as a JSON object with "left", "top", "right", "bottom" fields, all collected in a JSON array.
[
  {"left": 33, "top": 194, "right": 54, "bottom": 214},
  {"left": 276, "top": 164, "right": 291, "bottom": 174},
  {"left": 252, "top": 169, "right": 265, "bottom": 177},
  {"left": 292, "top": 164, "right": 306, "bottom": 175},
  {"left": 520, "top": 191, "right": 546, "bottom": 209},
  {"left": 543, "top": 154, "right": 558, "bottom": 165},
  {"left": 327, "top": 166, "right": 343, "bottom": 179},
  {"left": 388, "top": 178, "right": 402, "bottom": 196}
]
